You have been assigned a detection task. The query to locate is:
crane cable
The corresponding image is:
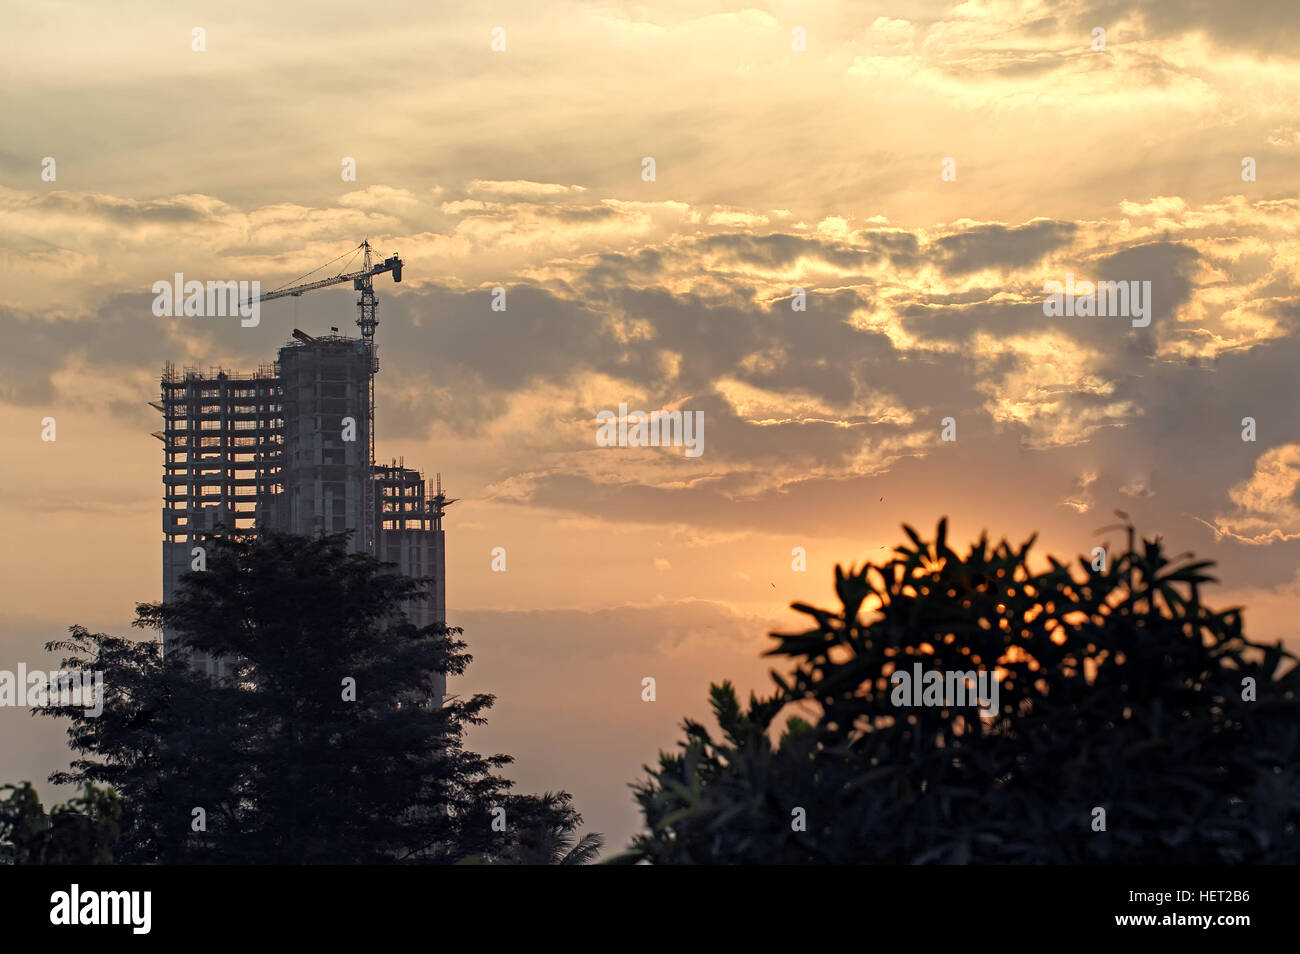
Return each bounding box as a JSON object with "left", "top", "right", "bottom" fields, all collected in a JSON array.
[{"left": 267, "top": 242, "right": 367, "bottom": 294}]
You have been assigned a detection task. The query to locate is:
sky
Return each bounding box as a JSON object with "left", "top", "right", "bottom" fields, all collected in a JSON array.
[{"left": 3, "top": 0, "right": 1300, "bottom": 854}]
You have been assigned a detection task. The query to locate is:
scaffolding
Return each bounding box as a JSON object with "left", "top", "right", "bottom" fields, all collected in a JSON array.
[
  {"left": 157, "top": 362, "right": 283, "bottom": 680},
  {"left": 157, "top": 361, "right": 282, "bottom": 546}
]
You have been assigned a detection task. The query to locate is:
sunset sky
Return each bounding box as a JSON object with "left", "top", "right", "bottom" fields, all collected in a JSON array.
[{"left": 4, "top": 0, "right": 1300, "bottom": 850}]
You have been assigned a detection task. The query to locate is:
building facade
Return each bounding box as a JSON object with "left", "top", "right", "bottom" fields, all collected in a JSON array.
[{"left": 156, "top": 333, "right": 448, "bottom": 697}]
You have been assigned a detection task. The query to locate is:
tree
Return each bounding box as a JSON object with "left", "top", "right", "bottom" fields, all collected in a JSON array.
[
  {"left": 0, "top": 782, "right": 120, "bottom": 864},
  {"left": 499, "top": 792, "right": 604, "bottom": 865},
  {"left": 41, "top": 531, "right": 593, "bottom": 864},
  {"left": 627, "top": 519, "right": 1300, "bottom": 863}
]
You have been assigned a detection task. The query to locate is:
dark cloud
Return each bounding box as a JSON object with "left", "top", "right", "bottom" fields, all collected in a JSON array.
[
  {"left": 0, "top": 295, "right": 186, "bottom": 407},
  {"left": 932, "top": 220, "right": 1077, "bottom": 275},
  {"left": 940, "top": 50, "right": 1082, "bottom": 81},
  {"left": 540, "top": 206, "right": 620, "bottom": 223},
  {"left": 1076, "top": 0, "right": 1300, "bottom": 58},
  {"left": 855, "top": 229, "right": 923, "bottom": 269},
  {"left": 37, "top": 193, "right": 212, "bottom": 225},
  {"left": 697, "top": 232, "right": 917, "bottom": 271},
  {"left": 387, "top": 284, "right": 616, "bottom": 390}
]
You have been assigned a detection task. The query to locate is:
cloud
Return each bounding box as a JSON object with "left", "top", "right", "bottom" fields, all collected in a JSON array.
[
  {"left": 5, "top": 182, "right": 1300, "bottom": 576},
  {"left": 1207, "top": 444, "right": 1300, "bottom": 544},
  {"left": 5, "top": 184, "right": 1299, "bottom": 530},
  {"left": 1119, "top": 475, "right": 1155, "bottom": 498},
  {"left": 467, "top": 180, "right": 587, "bottom": 199},
  {"left": 339, "top": 186, "right": 422, "bottom": 212},
  {"left": 1062, "top": 471, "right": 1099, "bottom": 514},
  {"left": 933, "top": 220, "right": 1078, "bottom": 275}
]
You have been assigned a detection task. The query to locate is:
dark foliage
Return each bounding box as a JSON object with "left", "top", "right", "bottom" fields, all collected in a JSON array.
[
  {"left": 40, "top": 531, "right": 594, "bottom": 864},
  {"left": 627, "top": 519, "right": 1300, "bottom": 863},
  {"left": 0, "top": 782, "right": 120, "bottom": 864}
]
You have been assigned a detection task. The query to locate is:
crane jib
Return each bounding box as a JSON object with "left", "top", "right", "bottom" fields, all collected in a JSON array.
[{"left": 240, "top": 251, "right": 403, "bottom": 309}]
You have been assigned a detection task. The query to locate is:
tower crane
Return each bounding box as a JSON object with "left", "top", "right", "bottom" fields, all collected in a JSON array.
[
  {"left": 246, "top": 240, "right": 402, "bottom": 342},
  {"left": 240, "top": 240, "right": 404, "bottom": 555}
]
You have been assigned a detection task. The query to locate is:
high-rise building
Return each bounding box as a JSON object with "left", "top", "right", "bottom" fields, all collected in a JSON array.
[
  {"left": 155, "top": 331, "right": 449, "bottom": 697},
  {"left": 278, "top": 335, "right": 373, "bottom": 548}
]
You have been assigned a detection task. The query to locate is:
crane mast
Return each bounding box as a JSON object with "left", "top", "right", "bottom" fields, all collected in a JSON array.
[{"left": 242, "top": 240, "right": 403, "bottom": 555}]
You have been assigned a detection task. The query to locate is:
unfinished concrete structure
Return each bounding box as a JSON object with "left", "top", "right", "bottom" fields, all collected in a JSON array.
[
  {"left": 156, "top": 331, "right": 449, "bottom": 695},
  {"left": 156, "top": 363, "right": 282, "bottom": 679},
  {"left": 374, "top": 460, "right": 452, "bottom": 702},
  {"left": 278, "top": 335, "right": 373, "bottom": 551}
]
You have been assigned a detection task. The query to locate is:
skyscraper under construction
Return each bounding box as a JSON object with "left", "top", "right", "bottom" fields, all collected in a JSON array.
[{"left": 153, "top": 244, "right": 449, "bottom": 700}]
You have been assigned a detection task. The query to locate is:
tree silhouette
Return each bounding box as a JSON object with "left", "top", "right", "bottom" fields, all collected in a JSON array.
[
  {"left": 40, "top": 531, "right": 594, "bottom": 864},
  {"left": 626, "top": 519, "right": 1300, "bottom": 863},
  {"left": 498, "top": 792, "right": 604, "bottom": 865},
  {"left": 0, "top": 782, "right": 120, "bottom": 864}
]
